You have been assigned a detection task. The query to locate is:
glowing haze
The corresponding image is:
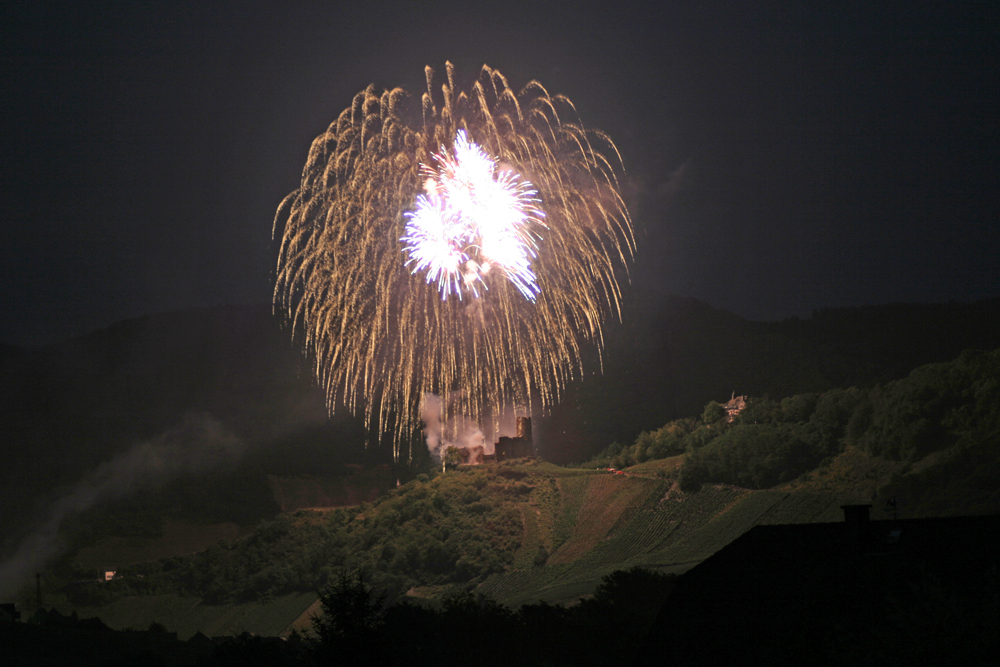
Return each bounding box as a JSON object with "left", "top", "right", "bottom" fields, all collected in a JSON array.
[{"left": 273, "top": 62, "right": 633, "bottom": 459}]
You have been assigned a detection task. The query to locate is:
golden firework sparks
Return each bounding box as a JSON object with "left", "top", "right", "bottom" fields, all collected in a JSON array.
[{"left": 273, "top": 62, "right": 633, "bottom": 459}]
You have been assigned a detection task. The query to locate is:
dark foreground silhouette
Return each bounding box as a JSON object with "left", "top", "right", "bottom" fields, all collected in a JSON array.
[{"left": 5, "top": 515, "right": 998, "bottom": 667}]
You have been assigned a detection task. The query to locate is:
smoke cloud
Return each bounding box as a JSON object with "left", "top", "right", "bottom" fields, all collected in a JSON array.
[
  {"left": 420, "top": 392, "right": 444, "bottom": 459},
  {"left": 420, "top": 392, "right": 495, "bottom": 462},
  {"left": 0, "top": 413, "right": 243, "bottom": 600}
]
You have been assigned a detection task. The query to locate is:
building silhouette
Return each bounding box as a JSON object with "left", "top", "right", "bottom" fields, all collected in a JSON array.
[{"left": 634, "top": 507, "right": 1000, "bottom": 665}]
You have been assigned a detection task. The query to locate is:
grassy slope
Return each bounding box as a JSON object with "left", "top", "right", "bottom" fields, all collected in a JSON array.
[
  {"left": 73, "top": 519, "right": 242, "bottom": 570},
  {"left": 55, "top": 592, "right": 317, "bottom": 640},
  {"left": 476, "top": 449, "right": 896, "bottom": 607}
]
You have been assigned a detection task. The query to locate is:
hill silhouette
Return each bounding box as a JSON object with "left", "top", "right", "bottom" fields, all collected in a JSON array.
[
  {"left": 46, "top": 342, "right": 1000, "bottom": 606},
  {"left": 2, "top": 294, "right": 999, "bottom": 600},
  {"left": 0, "top": 305, "right": 379, "bottom": 569},
  {"left": 3, "top": 296, "right": 999, "bottom": 534},
  {"left": 2, "top": 343, "right": 993, "bottom": 644},
  {"left": 539, "top": 291, "right": 1000, "bottom": 461}
]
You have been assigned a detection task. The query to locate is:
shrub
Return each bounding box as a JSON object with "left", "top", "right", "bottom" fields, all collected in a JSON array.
[
  {"left": 680, "top": 423, "right": 822, "bottom": 489},
  {"left": 702, "top": 401, "right": 726, "bottom": 425}
]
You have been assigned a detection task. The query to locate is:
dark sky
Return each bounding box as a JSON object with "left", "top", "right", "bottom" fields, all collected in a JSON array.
[{"left": 3, "top": 0, "right": 998, "bottom": 346}]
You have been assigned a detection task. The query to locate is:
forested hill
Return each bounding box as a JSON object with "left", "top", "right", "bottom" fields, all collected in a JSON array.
[
  {"left": 770, "top": 298, "right": 1000, "bottom": 382},
  {"left": 13, "top": 345, "right": 999, "bottom": 646},
  {"left": 2, "top": 295, "right": 998, "bottom": 538},
  {"left": 0, "top": 306, "right": 373, "bottom": 549},
  {"left": 540, "top": 292, "right": 1000, "bottom": 461}
]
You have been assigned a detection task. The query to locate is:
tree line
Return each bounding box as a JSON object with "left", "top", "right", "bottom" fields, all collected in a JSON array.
[
  {"left": 70, "top": 468, "right": 529, "bottom": 606},
  {"left": 309, "top": 566, "right": 675, "bottom": 667},
  {"left": 583, "top": 348, "right": 1000, "bottom": 496}
]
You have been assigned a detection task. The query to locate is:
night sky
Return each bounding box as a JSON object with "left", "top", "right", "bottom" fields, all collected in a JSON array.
[{"left": 3, "top": 1, "right": 998, "bottom": 347}]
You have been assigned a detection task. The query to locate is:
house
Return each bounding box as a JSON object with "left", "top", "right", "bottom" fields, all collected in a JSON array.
[
  {"left": 634, "top": 507, "right": 1000, "bottom": 665},
  {"left": 722, "top": 392, "right": 746, "bottom": 422}
]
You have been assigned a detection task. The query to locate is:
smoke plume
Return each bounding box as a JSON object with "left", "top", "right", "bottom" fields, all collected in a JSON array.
[
  {"left": 420, "top": 392, "right": 444, "bottom": 458},
  {"left": 0, "top": 413, "right": 243, "bottom": 600},
  {"left": 420, "top": 392, "right": 493, "bottom": 462}
]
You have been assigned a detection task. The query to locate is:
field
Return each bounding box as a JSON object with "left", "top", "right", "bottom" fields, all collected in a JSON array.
[
  {"left": 548, "top": 476, "right": 665, "bottom": 564},
  {"left": 511, "top": 502, "right": 544, "bottom": 569},
  {"left": 56, "top": 592, "right": 318, "bottom": 640},
  {"left": 73, "top": 519, "right": 242, "bottom": 570},
  {"left": 266, "top": 470, "right": 394, "bottom": 512},
  {"left": 470, "top": 459, "right": 870, "bottom": 607}
]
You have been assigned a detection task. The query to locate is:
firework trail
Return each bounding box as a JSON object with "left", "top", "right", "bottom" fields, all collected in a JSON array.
[{"left": 273, "top": 62, "right": 633, "bottom": 459}]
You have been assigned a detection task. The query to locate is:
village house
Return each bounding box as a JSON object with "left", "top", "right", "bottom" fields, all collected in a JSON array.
[{"left": 722, "top": 392, "right": 746, "bottom": 422}]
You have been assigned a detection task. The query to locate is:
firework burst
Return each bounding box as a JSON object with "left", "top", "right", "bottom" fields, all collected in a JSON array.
[
  {"left": 402, "top": 129, "right": 544, "bottom": 301},
  {"left": 274, "top": 62, "right": 633, "bottom": 459}
]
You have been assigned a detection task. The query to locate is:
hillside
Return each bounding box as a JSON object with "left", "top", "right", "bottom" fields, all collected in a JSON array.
[
  {"left": 39, "top": 450, "right": 901, "bottom": 639},
  {"left": 0, "top": 305, "right": 382, "bottom": 555},
  {"left": 22, "top": 345, "right": 996, "bottom": 640},
  {"left": 538, "top": 292, "right": 1000, "bottom": 460},
  {"left": 5, "top": 294, "right": 998, "bottom": 453},
  {"left": 3, "top": 297, "right": 999, "bottom": 639},
  {"left": 4, "top": 294, "right": 998, "bottom": 477},
  {"left": 473, "top": 459, "right": 878, "bottom": 607},
  {"left": 28, "top": 452, "right": 992, "bottom": 658}
]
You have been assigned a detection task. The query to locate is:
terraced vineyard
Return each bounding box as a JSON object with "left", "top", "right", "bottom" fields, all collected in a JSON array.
[
  {"left": 756, "top": 492, "right": 851, "bottom": 525},
  {"left": 585, "top": 508, "right": 680, "bottom": 565},
  {"left": 511, "top": 502, "right": 544, "bottom": 569},
  {"left": 552, "top": 475, "right": 591, "bottom": 546},
  {"left": 549, "top": 476, "right": 663, "bottom": 564},
  {"left": 478, "top": 465, "right": 864, "bottom": 607}
]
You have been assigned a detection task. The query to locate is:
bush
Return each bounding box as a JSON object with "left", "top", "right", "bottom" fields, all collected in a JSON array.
[
  {"left": 852, "top": 351, "right": 1000, "bottom": 460},
  {"left": 734, "top": 397, "right": 782, "bottom": 425},
  {"left": 702, "top": 401, "right": 726, "bottom": 425},
  {"left": 680, "top": 423, "right": 824, "bottom": 489}
]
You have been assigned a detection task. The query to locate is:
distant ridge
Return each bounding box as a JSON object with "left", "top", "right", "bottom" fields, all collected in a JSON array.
[
  {"left": 0, "top": 304, "right": 367, "bottom": 548},
  {"left": 2, "top": 295, "right": 998, "bottom": 540},
  {"left": 540, "top": 291, "right": 1000, "bottom": 461}
]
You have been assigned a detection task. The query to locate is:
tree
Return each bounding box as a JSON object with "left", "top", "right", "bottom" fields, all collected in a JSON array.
[
  {"left": 735, "top": 396, "right": 781, "bottom": 424},
  {"left": 443, "top": 446, "right": 464, "bottom": 468},
  {"left": 781, "top": 392, "right": 818, "bottom": 422},
  {"left": 312, "top": 570, "right": 387, "bottom": 664},
  {"left": 591, "top": 567, "right": 676, "bottom": 620},
  {"left": 681, "top": 423, "right": 818, "bottom": 489},
  {"left": 702, "top": 401, "right": 726, "bottom": 425}
]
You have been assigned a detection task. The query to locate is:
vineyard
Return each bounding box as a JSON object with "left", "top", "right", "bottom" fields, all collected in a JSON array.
[
  {"left": 477, "top": 464, "right": 865, "bottom": 606},
  {"left": 548, "top": 476, "right": 662, "bottom": 564},
  {"left": 552, "top": 475, "right": 591, "bottom": 547},
  {"left": 755, "top": 492, "right": 851, "bottom": 525},
  {"left": 73, "top": 519, "right": 242, "bottom": 570},
  {"left": 511, "top": 503, "right": 543, "bottom": 569}
]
